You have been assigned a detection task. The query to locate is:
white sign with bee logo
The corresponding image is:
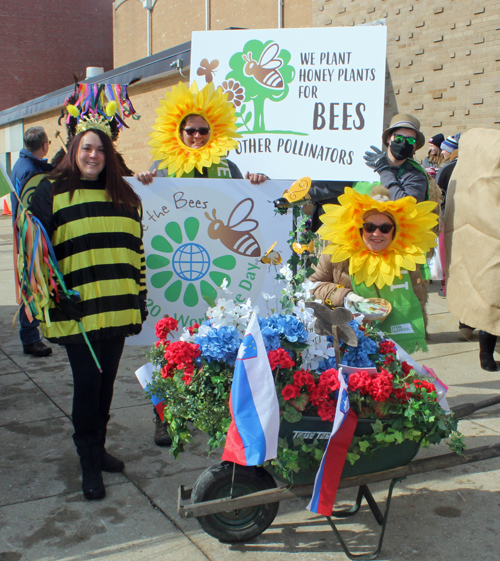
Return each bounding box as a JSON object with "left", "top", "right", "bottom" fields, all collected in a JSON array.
[
  {"left": 128, "top": 177, "right": 294, "bottom": 344},
  {"left": 191, "top": 26, "right": 387, "bottom": 181}
]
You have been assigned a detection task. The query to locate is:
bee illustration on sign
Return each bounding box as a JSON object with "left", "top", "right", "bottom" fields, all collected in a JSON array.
[
  {"left": 242, "top": 43, "right": 284, "bottom": 90},
  {"left": 205, "top": 198, "right": 261, "bottom": 257},
  {"left": 197, "top": 58, "right": 219, "bottom": 83}
]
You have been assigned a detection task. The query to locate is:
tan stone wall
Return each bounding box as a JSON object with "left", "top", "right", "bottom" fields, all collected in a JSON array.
[
  {"left": 1, "top": 77, "right": 188, "bottom": 174},
  {"left": 114, "top": 76, "right": 190, "bottom": 172},
  {"left": 313, "top": 0, "right": 500, "bottom": 160},
  {"left": 114, "top": 0, "right": 313, "bottom": 67}
]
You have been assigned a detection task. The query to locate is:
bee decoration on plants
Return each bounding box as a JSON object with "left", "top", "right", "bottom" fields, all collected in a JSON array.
[
  {"left": 274, "top": 177, "right": 312, "bottom": 209},
  {"left": 292, "top": 240, "right": 315, "bottom": 256},
  {"left": 205, "top": 198, "right": 261, "bottom": 257},
  {"left": 242, "top": 43, "right": 284, "bottom": 90},
  {"left": 259, "top": 241, "right": 282, "bottom": 267},
  {"left": 197, "top": 58, "right": 219, "bottom": 83}
]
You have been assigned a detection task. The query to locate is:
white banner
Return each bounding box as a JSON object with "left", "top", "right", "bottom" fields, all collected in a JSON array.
[
  {"left": 191, "top": 26, "right": 387, "bottom": 181},
  {"left": 129, "top": 177, "right": 293, "bottom": 344}
]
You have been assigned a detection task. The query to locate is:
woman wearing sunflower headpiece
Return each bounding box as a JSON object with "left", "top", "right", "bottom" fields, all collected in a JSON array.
[
  {"left": 148, "top": 81, "right": 267, "bottom": 184},
  {"left": 310, "top": 185, "right": 438, "bottom": 353}
]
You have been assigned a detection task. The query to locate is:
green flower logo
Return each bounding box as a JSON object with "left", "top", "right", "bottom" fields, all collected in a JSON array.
[{"left": 146, "top": 217, "right": 236, "bottom": 307}]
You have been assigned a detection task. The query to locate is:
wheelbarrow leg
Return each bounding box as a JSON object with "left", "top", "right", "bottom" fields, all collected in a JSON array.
[{"left": 325, "top": 477, "right": 404, "bottom": 560}]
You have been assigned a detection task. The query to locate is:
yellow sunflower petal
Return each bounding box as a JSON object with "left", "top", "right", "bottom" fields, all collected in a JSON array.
[
  {"left": 149, "top": 81, "right": 241, "bottom": 175},
  {"left": 318, "top": 187, "right": 439, "bottom": 288}
]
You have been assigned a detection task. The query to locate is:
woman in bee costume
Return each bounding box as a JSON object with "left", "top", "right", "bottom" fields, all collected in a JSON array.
[
  {"left": 29, "top": 116, "right": 148, "bottom": 501},
  {"left": 148, "top": 81, "right": 267, "bottom": 184}
]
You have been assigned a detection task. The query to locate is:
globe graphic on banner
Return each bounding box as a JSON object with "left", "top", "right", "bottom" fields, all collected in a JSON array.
[{"left": 172, "top": 243, "right": 211, "bottom": 281}]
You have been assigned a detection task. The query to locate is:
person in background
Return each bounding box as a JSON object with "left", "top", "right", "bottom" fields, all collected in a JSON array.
[
  {"left": 444, "top": 129, "right": 500, "bottom": 371},
  {"left": 440, "top": 135, "right": 459, "bottom": 164},
  {"left": 422, "top": 133, "right": 445, "bottom": 176},
  {"left": 11, "top": 127, "right": 53, "bottom": 357},
  {"left": 363, "top": 113, "right": 428, "bottom": 203},
  {"left": 29, "top": 119, "right": 153, "bottom": 500}
]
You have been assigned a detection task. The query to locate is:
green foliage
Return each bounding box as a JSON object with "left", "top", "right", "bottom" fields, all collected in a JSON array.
[{"left": 147, "top": 349, "right": 233, "bottom": 458}]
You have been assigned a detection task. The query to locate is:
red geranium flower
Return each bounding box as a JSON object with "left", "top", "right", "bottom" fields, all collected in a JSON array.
[
  {"left": 348, "top": 370, "right": 372, "bottom": 394},
  {"left": 379, "top": 340, "right": 397, "bottom": 355},
  {"left": 317, "top": 399, "right": 336, "bottom": 421},
  {"left": 293, "top": 369, "right": 315, "bottom": 390},
  {"left": 155, "top": 316, "right": 179, "bottom": 342},
  {"left": 281, "top": 384, "right": 301, "bottom": 401},
  {"left": 393, "top": 386, "right": 410, "bottom": 402},
  {"left": 368, "top": 370, "right": 394, "bottom": 402},
  {"left": 268, "top": 348, "right": 296, "bottom": 370},
  {"left": 401, "top": 361, "right": 413, "bottom": 375},
  {"left": 187, "top": 322, "right": 200, "bottom": 335},
  {"left": 309, "top": 384, "right": 330, "bottom": 405},
  {"left": 318, "top": 368, "right": 340, "bottom": 392},
  {"left": 414, "top": 379, "right": 436, "bottom": 394}
]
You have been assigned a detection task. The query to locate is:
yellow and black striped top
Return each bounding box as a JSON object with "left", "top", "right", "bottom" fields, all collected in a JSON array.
[{"left": 29, "top": 178, "right": 146, "bottom": 345}]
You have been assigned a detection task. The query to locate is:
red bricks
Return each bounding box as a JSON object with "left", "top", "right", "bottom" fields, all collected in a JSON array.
[{"left": 1, "top": 0, "right": 112, "bottom": 112}]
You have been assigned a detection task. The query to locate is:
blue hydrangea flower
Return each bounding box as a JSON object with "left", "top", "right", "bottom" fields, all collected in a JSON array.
[
  {"left": 340, "top": 320, "right": 378, "bottom": 368},
  {"left": 195, "top": 325, "right": 242, "bottom": 366},
  {"left": 316, "top": 355, "right": 337, "bottom": 373},
  {"left": 258, "top": 314, "right": 308, "bottom": 352}
]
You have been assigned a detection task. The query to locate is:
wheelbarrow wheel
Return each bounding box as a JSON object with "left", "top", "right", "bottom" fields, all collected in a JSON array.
[{"left": 191, "top": 461, "right": 279, "bottom": 543}]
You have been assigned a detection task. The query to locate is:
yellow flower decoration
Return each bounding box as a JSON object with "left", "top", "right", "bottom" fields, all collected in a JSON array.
[
  {"left": 148, "top": 81, "right": 241, "bottom": 177},
  {"left": 318, "top": 187, "right": 438, "bottom": 289}
]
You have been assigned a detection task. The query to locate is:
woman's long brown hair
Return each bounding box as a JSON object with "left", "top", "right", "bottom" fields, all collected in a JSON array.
[{"left": 48, "top": 128, "right": 141, "bottom": 213}]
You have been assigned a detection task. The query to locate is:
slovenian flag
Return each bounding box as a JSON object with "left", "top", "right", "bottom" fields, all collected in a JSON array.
[
  {"left": 222, "top": 313, "right": 280, "bottom": 466},
  {"left": 307, "top": 368, "right": 357, "bottom": 516}
]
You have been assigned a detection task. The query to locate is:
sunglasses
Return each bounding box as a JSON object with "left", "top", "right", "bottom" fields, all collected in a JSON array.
[
  {"left": 362, "top": 222, "right": 395, "bottom": 234},
  {"left": 183, "top": 127, "right": 210, "bottom": 136},
  {"left": 393, "top": 134, "right": 417, "bottom": 146}
]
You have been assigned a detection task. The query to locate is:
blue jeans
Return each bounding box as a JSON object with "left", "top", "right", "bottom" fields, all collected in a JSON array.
[{"left": 19, "top": 306, "right": 42, "bottom": 346}]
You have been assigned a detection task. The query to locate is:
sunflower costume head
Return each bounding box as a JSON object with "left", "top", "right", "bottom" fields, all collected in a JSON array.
[
  {"left": 148, "top": 81, "right": 241, "bottom": 177},
  {"left": 319, "top": 187, "right": 438, "bottom": 289}
]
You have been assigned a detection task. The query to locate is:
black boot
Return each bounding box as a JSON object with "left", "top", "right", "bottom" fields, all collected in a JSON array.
[
  {"left": 479, "top": 331, "right": 497, "bottom": 372},
  {"left": 154, "top": 410, "right": 172, "bottom": 446},
  {"left": 98, "top": 416, "right": 125, "bottom": 473},
  {"left": 73, "top": 435, "right": 106, "bottom": 500}
]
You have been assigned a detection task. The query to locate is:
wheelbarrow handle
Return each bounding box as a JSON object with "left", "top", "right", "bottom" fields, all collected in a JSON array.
[{"left": 451, "top": 395, "right": 500, "bottom": 419}]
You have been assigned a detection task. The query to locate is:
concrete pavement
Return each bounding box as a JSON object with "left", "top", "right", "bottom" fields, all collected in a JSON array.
[{"left": 1, "top": 213, "right": 499, "bottom": 561}]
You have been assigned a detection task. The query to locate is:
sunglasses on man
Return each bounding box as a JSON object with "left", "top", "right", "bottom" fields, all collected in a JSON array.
[
  {"left": 362, "top": 222, "right": 395, "bottom": 234},
  {"left": 392, "top": 134, "right": 417, "bottom": 146},
  {"left": 182, "top": 127, "right": 210, "bottom": 136}
]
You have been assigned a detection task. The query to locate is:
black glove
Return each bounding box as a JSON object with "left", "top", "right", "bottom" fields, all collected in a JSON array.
[
  {"left": 55, "top": 292, "right": 84, "bottom": 322},
  {"left": 363, "top": 146, "right": 391, "bottom": 173},
  {"left": 139, "top": 292, "right": 148, "bottom": 323}
]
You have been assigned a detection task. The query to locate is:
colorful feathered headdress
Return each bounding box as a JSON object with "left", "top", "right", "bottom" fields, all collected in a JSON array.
[{"left": 61, "top": 80, "right": 140, "bottom": 142}]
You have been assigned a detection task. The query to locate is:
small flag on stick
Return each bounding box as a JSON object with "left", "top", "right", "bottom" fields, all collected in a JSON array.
[
  {"left": 222, "top": 313, "right": 280, "bottom": 466},
  {"left": 307, "top": 367, "right": 357, "bottom": 516}
]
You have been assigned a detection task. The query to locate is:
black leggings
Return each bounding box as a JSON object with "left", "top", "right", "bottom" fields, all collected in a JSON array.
[{"left": 65, "top": 337, "right": 125, "bottom": 438}]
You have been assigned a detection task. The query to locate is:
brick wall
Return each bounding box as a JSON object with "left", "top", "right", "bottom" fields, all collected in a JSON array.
[
  {"left": 0, "top": 0, "right": 113, "bottom": 112},
  {"left": 313, "top": 0, "right": 500, "bottom": 159}
]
